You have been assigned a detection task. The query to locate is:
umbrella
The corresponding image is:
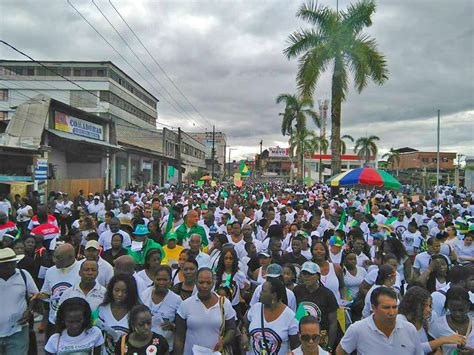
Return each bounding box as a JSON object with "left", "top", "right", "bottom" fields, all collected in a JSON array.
[
  {"left": 199, "top": 175, "right": 212, "bottom": 181},
  {"left": 328, "top": 167, "right": 401, "bottom": 189}
]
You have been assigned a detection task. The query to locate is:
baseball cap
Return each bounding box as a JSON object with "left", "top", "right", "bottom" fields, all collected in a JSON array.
[
  {"left": 266, "top": 264, "right": 283, "bottom": 278},
  {"left": 133, "top": 224, "right": 149, "bottom": 236},
  {"left": 434, "top": 213, "right": 443, "bottom": 219},
  {"left": 166, "top": 232, "right": 177, "bottom": 241},
  {"left": 258, "top": 251, "right": 271, "bottom": 258},
  {"left": 329, "top": 235, "right": 344, "bottom": 247},
  {"left": 301, "top": 261, "right": 321, "bottom": 274},
  {"left": 85, "top": 240, "right": 100, "bottom": 250}
]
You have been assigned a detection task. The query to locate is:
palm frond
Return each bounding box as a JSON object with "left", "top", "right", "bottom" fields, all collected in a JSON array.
[
  {"left": 341, "top": 0, "right": 376, "bottom": 35},
  {"left": 297, "top": 0, "right": 334, "bottom": 30},
  {"left": 284, "top": 29, "right": 325, "bottom": 59}
]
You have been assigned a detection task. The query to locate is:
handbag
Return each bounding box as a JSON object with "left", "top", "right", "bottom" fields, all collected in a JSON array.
[
  {"left": 219, "top": 296, "right": 233, "bottom": 355},
  {"left": 260, "top": 304, "right": 270, "bottom": 355}
]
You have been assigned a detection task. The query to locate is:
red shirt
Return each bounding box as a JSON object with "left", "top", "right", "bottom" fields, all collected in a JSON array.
[{"left": 31, "top": 223, "right": 60, "bottom": 241}]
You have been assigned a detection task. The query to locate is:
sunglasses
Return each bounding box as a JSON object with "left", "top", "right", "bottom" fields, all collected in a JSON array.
[{"left": 301, "top": 334, "right": 320, "bottom": 342}]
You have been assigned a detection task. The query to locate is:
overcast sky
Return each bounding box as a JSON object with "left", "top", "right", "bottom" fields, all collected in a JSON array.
[{"left": 1, "top": 0, "right": 473, "bottom": 160}]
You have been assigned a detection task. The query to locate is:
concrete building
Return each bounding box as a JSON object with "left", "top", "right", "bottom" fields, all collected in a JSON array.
[
  {"left": 0, "top": 60, "right": 183, "bottom": 188},
  {"left": 188, "top": 131, "right": 227, "bottom": 176},
  {"left": 396, "top": 149, "right": 456, "bottom": 170}
]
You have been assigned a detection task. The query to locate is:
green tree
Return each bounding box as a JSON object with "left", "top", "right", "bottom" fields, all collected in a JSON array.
[
  {"left": 382, "top": 148, "right": 401, "bottom": 175},
  {"left": 289, "top": 128, "right": 317, "bottom": 180},
  {"left": 276, "top": 93, "right": 320, "bottom": 136},
  {"left": 341, "top": 134, "right": 354, "bottom": 155},
  {"left": 354, "top": 135, "right": 380, "bottom": 166},
  {"left": 284, "top": 0, "right": 388, "bottom": 174}
]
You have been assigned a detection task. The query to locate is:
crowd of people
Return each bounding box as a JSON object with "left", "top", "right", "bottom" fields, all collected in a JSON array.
[{"left": 0, "top": 182, "right": 473, "bottom": 354}]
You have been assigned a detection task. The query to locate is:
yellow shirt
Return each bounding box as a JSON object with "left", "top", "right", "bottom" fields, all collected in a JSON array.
[{"left": 162, "top": 245, "right": 184, "bottom": 266}]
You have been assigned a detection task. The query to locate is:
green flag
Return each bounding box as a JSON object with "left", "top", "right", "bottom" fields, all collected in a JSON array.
[
  {"left": 164, "top": 205, "right": 174, "bottom": 236},
  {"left": 365, "top": 202, "right": 371, "bottom": 215},
  {"left": 295, "top": 303, "right": 309, "bottom": 321},
  {"left": 385, "top": 217, "right": 397, "bottom": 225},
  {"left": 337, "top": 209, "right": 347, "bottom": 231}
]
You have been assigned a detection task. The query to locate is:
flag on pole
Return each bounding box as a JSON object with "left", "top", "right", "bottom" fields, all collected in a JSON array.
[
  {"left": 239, "top": 160, "right": 250, "bottom": 175},
  {"left": 164, "top": 205, "right": 175, "bottom": 237},
  {"left": 337, "top": 209, "right": 347, "bottom": 230}
]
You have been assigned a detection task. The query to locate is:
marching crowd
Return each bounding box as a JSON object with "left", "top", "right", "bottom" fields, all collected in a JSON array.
[{"left": 0, "top": 183, "right": 473, "bottom": 354}]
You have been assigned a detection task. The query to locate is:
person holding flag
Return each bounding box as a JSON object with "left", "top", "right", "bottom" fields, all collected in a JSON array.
[{"left": 175, "top": 210, "right": 208, "bottom": 249}]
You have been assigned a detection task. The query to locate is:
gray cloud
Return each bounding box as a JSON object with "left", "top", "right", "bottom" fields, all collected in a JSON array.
[{"left": 1, "top": 0, "right": 472, "bottom": 160}]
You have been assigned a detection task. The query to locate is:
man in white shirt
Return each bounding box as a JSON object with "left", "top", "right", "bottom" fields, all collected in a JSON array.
[
  {"left": 371, "top": 206, "right": 387, "bottom": 225},
  {"left": 0, "top": 249, "right": 38, "bottom": 354},
  {"left": 189, "top": 233, "right": 210, "bottom": 269},
  {"left": 87, "top": 196, "right": 105, "bottom": 215},
  {"left": 413, "top": 237, "right": 442, "bottom": 275},
  {"left": 58, "top": 260, "right": 106, "bottom": 313},
  {"left": 40, "top": 243, "right": 81, "bottom": 341},
  {"left": 83, "top": 240, "right": 113, "bottom": 287},
  {"left": 336, "top": 287, "right": 423, "bottom": 355},
  {"left": 98, "top": 217, "right": 131, "bottom": 251}
]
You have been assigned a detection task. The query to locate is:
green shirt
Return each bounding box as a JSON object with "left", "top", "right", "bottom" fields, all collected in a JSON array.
[
  {"left": 126, "top": 239, "right": 166, "bottom": 265},
  {"left": 175, "top": 223, "right": 208, "bottom": 247}
]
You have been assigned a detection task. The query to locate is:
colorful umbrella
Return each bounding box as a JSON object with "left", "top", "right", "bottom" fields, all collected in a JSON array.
[
  {"left": 328, "top": 167, "right": 401, "bottom": 189},
  {"left": 199, "top": 175, "right": 212, "bottom": 181}
]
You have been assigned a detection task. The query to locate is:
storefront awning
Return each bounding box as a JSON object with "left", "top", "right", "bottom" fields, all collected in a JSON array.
[{"left": 46, "top": 129, "right": 123, "bottom": 151}]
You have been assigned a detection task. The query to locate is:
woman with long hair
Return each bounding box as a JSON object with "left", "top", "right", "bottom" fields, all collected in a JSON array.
[
  {"left": 98, "top": 274, "right": 139, "bottom": 354},
  {"left": 214, "top": 246, "right": 250, "bottom": 317},
  {"left": 382, "top": 237, "right": 413, "bottom": 284},
  {"left": 399, "top": 286, "right": 466, "bottom": 354},
  {"left": 45, "top": 297, "right": 104, "bottom": 354},
  {"left": 282, "top": 263, "right": 298, "bottom": 291},
  {"left": 311, "top": 240, "right": 346, "bottom": 303},
  {"left": 171, "top": 249, "right": 192, "bottom": 285},
  {"left": 416, "top": 254, "right": 449, "bottom": 293},
  {"left": 342, "top": 250, "right": 367, "bottom": 301},
  {"left": 362, "top": 264, "right": 397, "bottom": 318}
]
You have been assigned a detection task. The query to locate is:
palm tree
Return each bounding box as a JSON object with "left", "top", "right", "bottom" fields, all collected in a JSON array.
[
  {"left": 354, "top": 135, "right": 380, "bottom": 166},
  {"left": 311, "top": 134, "right": 329, "bottom": 182},
  {"left": 284, "top": 0, "right": 389, "bottom": 175},
  {"left": 382, "top": 148, "right": 401, "bottom": 175},
  {"left": 289, "top": 128, "right": 317, "bottom": 181},
  {"left": 276, "top": 93, "right": 320, "bottom": 136},
  {"left": 341, "top": 134, "right": 354, "bottom": 155}
]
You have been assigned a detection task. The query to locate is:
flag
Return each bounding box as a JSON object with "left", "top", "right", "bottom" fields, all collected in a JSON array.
[
  {"left": 385, "top": 217, "right": 397, "bottom": 225},
  {"left": 365, "top": 201, "right": 371, "bottom": 215},
  {"left": 164, "top": 205, "right": 175, "bottom": 236},
  {"left": 295, "top": 303, "right": 309, "bottom": 321},
  {"left": 239, "top": 160, "right": 250, "bottom": 175},
  {"left": 337, "top": 209, "right": 347, "bottom": 230},
  {"left": 454, "top": 220, "right": 468, "bottom": 235}
]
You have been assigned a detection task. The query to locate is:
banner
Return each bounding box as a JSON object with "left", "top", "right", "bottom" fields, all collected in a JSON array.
[
  {"left": 54, "top": 112, "right": 103, "bottom": 140},
  {"left": 269, "top": 147, "right": 289, "bottom": 157},
  {"left": 34, "top": 158, "right": 48, "bottom": 181}
]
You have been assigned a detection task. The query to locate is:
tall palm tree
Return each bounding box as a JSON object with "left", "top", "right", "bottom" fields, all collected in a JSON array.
[
  {"left": 289, "top": 128, "right": 317, "bottom": 180},
  {"left": 341, "top": 134, "right": 354, "bottom": 155},
  {"left": 276, "top": 93, "right": 320, "bottom": 136},
  {"left": 354, "top": 135, "right": 380, "bottom": 166},
  {"left": 382, "top": 148, "right": 401, "bottom": 175},
  {"left": 311, "top": 134, "right": 329, "bottom": 182},
  {"left": 284, "top": 0, "right": 389, "bottom": 175}
]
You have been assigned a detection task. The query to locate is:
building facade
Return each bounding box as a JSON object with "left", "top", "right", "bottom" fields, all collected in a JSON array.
[{"left": 188, "top": 131, "right": 227, "bottom": 176}]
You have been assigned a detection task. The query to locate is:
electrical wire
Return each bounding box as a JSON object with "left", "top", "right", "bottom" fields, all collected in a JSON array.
[
  {"left": 91, "top": 0, "right": 204, "bottom": 130},
  {"left": 108, "top": 0, "right": 215, "bottom": 129}
]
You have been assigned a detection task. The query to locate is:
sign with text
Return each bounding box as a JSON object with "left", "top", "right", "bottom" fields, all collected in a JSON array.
[
  {"left": 54, "top": 112, "right": 103, "bottom": 140},
  {"left": 34, "top": 158, "right": 48, "bottom": 181},
  {"left": 269, "top": 147, "right": 289, "bottom": 157}
]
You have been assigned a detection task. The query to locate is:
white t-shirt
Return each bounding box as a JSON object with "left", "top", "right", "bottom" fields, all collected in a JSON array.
[
  {"left": 250, "top": 284, "right": 297, "bottom": 312},
  {"left": 16, "top": 205, "right": 32, "bottom": 222},
  {"left": 344, "top": 266, "right": 367, "bottom": 300},
  {"left": 364, "top": 268, "right": 401, "bottom": 289},
  {"left": 97, "top": 303, "right": 129, "bottom": 354},
  {"left": 140, "top": 288, "right": 182, "bottom": 351},
  {"left": 177, "top": 293, "right": 236, "bottom": 355},
  {"left": 247, "top": 302, "right": 299, "bottom": 355},
  {"left": 291, "top": 345, "right": 329, "bottom": 355},
  {"left": 219, "top": 271, "right": 249, "bottom": 306},
  {"left": 41, "top": 262, "right": 82, "bottom": 324},
  {"left": 98, "top": 230, "right": 131, "bottom": 251},
  {"left": 413, "top": 252, "right": 432, "bottom": 273},
  {"left": 402, "top": 230, "right": 421, "bottom": 256},
  {"left": 45, "top": 326, "right": 104, "bottom": 353},
  {"left": 429, "top": 315, "right": 474, "bottom": 355}
]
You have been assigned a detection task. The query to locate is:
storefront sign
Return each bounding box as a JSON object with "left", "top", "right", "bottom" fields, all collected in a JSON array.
[
  {"left": 269, "top": 147, "right": 289, "bottom": 157},
  {"left": 54, "top": 112, "right": 103, "bottom": 140},
  {"left": 34, "top": 158, "right": 48, "bottom": 181}
]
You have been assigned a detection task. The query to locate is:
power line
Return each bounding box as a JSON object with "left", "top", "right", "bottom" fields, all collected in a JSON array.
[
  {"left": 91, "top": 0, "right": 204, "bottom": 130},
  {"left": 66, "top": 0, "right": 202, "bottom": 130},
  {"left": 108, "top": 0, "right": 215, "bottom": 129}
]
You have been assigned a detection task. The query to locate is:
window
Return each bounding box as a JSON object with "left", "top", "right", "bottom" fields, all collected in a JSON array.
[
  {"left": 442, "top": 157, "right": 449, "bottom": 163},
  {"left": 85, "top": 69, "right": 93, "bottom": 77},
  {"left": 0, "top": 111, "right": 7, "bottom": 120},
  {"left": 60, "top": 67, "right": 70, "bottom": 76},
  {"left": 73, "top": 68, "right": 81, "bottom": 76},
  {"left": 0, "top": 89, "right": 8, "bottom": 101},
  {"left": 421, "top": 158, "right": 429, "bottom": 163},
  {"left": 97, "top": 69, "right": 105, "bottom": 77},
  {"left": 27, "top": 68, "right": 35, "bottom": 76}
]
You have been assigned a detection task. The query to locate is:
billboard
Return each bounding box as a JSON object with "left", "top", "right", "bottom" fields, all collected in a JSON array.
[
  {"left": 268, "top": 147, "right": 289, "bottom": 157},
  {"left": 54, "top": 112, "right": 103, "bottom": 140}
]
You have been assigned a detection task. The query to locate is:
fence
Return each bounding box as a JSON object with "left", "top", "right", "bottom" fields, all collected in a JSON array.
[{"left": 47, "top": 178, "right": 105, "bottom": 196}]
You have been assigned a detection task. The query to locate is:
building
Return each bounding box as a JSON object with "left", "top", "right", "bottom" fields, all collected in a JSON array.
[
  {"left": 0, "top": 95, "right": 120, "bottom": 196},
  {"left": 0, "top": 60, "right": 199, "bottom": 188},
  {"left": 396, "top": 149, "right": 456, "bottom": 170},
  {"left": 188, "top": 131, "right": 227, "bottom": 176}
]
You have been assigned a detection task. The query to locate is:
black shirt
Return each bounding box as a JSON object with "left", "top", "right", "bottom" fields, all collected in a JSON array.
[
  {"left": 115, "top": 332, "right": 168, "bottom": 355},
  {"left": 281, "top": 252, "right": 308, "bottom": 266},
  {"left": 171, "top": 282, "right": 195, "bottom": 300},
  {"left": 101, "top": 248, "right": 128, "bottom": 266},
  {"left": 293, "top": 284, "right": 338, "bottom": 332}
]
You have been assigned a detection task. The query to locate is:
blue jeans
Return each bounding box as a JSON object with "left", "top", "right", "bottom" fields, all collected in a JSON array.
[{"left": 0, "top": 326, "right": 29, "bottom": 355}]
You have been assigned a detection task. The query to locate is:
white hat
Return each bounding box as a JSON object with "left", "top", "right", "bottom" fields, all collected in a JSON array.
[
  {"left": 85, "top": 240, "right": 100, "bottom": 250},
  {"left": 434, "top": 213, "right": 443, "bottom": 219},
  {"left": 0, "top": 248, "right": 24, "bottom": 263}
]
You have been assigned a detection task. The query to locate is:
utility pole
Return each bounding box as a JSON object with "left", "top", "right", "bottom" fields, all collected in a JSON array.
[
  {"left": 436, "top": 109, "right": 440, "bottom": 187},
  {"left": 211, "top": 125, "right": 216, "bottom": 180},
  {"left": 223, "top": 141, "right": 227, "bottom": 178},
  {"left": 177, "top": 127, "right": 182, "bottom": 186}
]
